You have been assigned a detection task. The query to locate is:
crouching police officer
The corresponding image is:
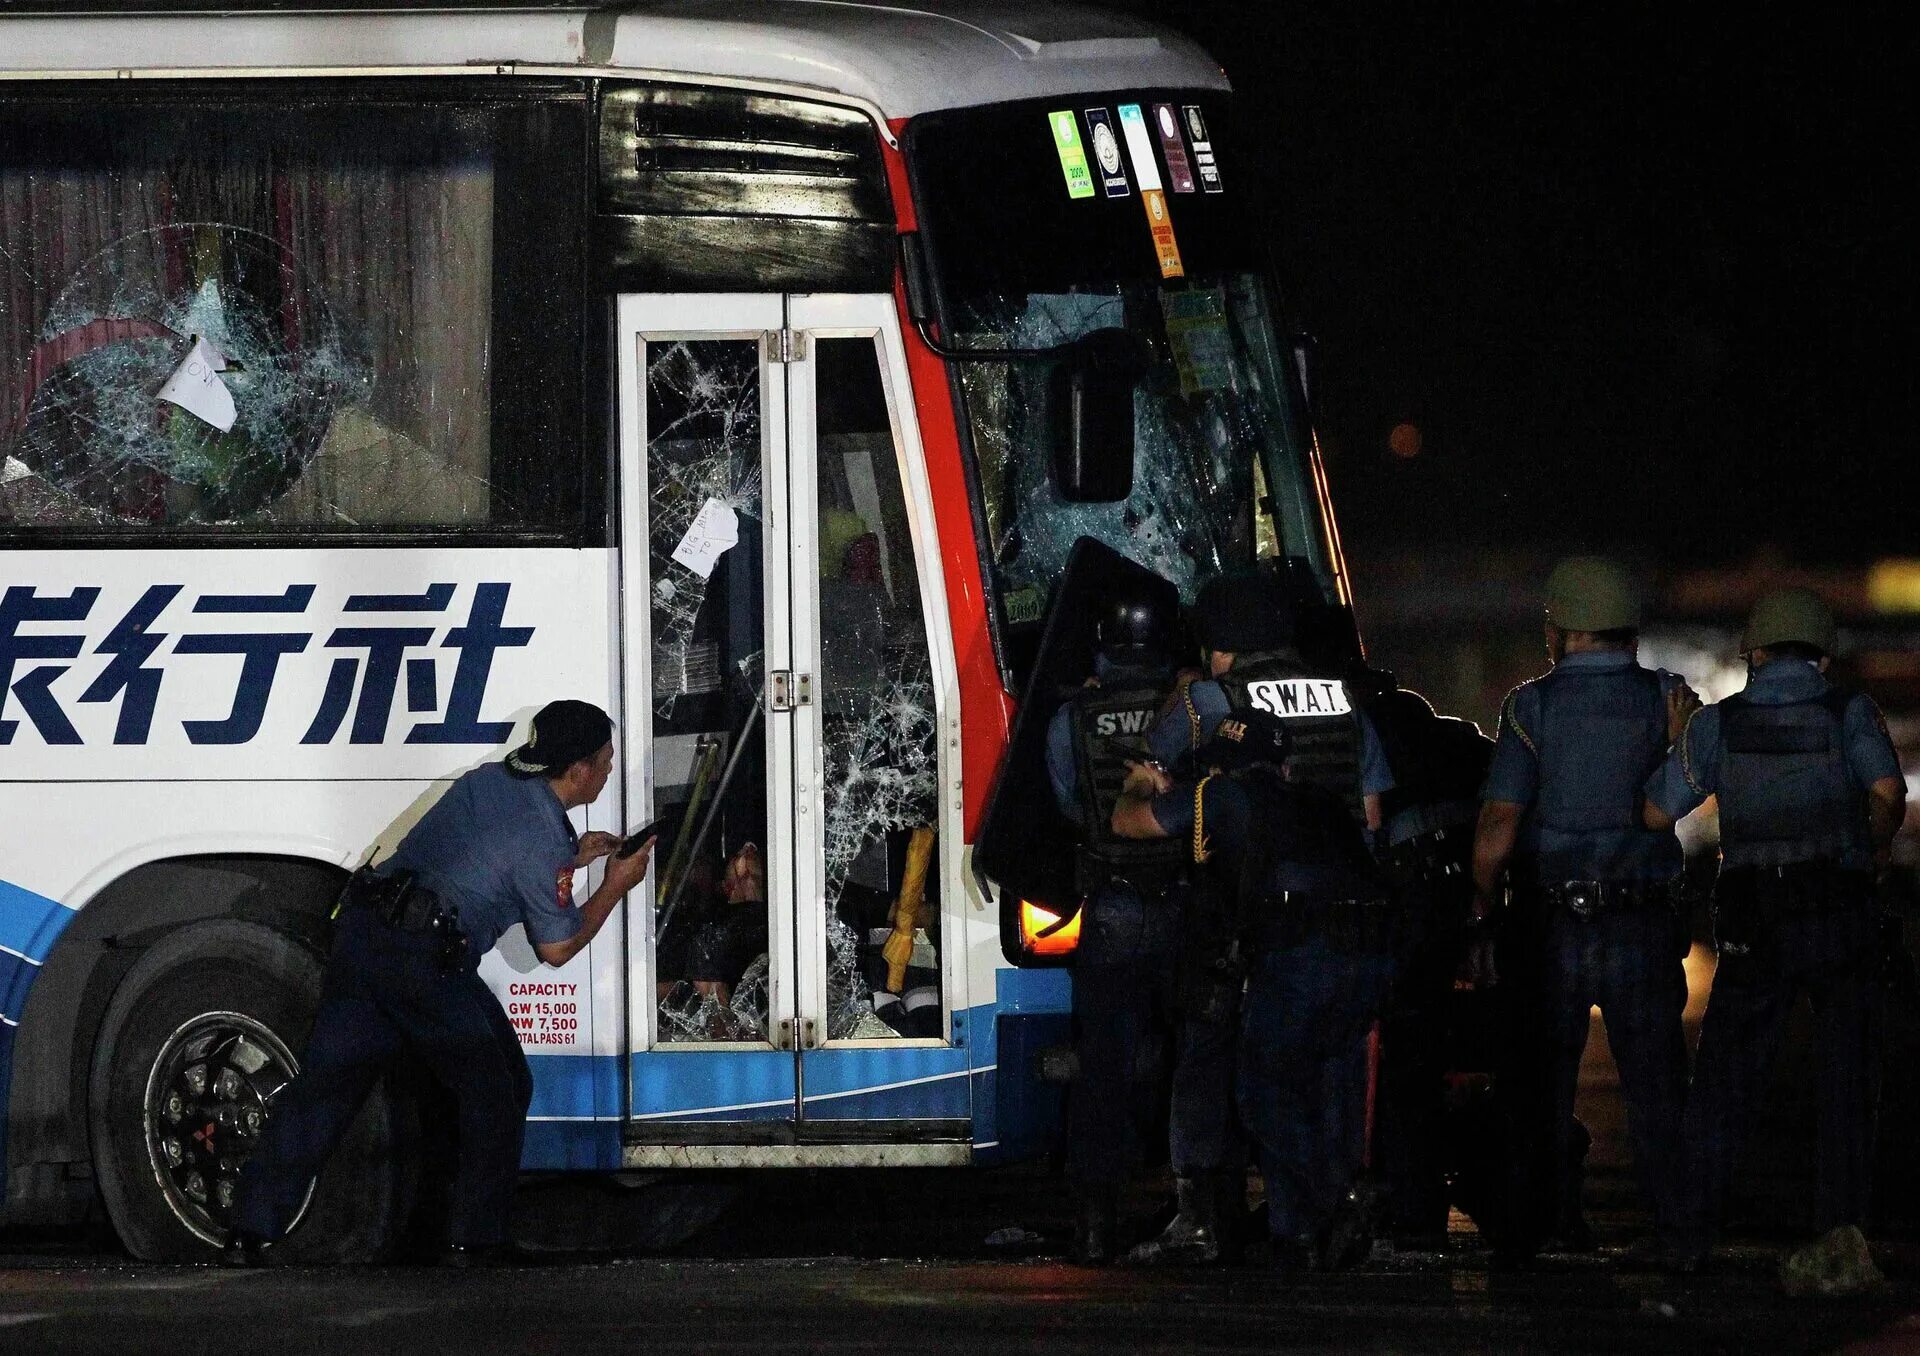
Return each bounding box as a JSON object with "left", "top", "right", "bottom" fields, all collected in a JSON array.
[
  {"left": 1119, "top": 710, "right": 1398, "bottom": 1268},
  {"left": 1646, "top": 589, "right": 1908, "bottom": 1273},
  {"left": 1470, "top": 556, "right": 1698, "bottom": 1265},
  {"left": 226, "top": 700, "right": 653, "bottom": 1266},
  {"left": 1044, "top": 582, "right": 1194, "bottom": 1263}
]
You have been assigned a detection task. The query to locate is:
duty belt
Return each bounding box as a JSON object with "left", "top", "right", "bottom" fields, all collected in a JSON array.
[
  {"left": 1533, "top": 879, "right": 1677, "bottom": 919},
  {"left": 1716, "top": 861, "right": 1871, "bottom": 913},
  {"left": 1384, "top": 826, "right": 1471, "bottom": 883},
  {"left": 1250, "top": 894, "right": 1399, "bottom": 953},
  {"left": 339, "top": 866, "right": 471, "bottom": 969}
]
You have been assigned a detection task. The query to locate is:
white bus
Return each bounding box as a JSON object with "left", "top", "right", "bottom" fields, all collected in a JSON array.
[{"left": 0, "top": 0, "right": 1356, "bottom": 1260}]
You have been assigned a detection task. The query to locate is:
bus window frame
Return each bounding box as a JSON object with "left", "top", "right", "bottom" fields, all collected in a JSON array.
[{"left": 0, "top": 75, "right": 604, "bottom": 550}]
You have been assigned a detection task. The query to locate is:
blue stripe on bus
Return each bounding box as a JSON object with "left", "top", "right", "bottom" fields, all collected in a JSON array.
[{"left": 0, "top": 877, "right": 74, "bottom": 966}]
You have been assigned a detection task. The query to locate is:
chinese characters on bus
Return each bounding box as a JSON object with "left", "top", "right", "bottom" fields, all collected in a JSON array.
[{"left": 0, "top": 581, "right": 531, "bottom": 746}]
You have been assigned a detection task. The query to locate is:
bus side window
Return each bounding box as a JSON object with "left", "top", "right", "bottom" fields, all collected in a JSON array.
[
  {"left": 812, "top": 337, "right": 941, "bottom": 1040},
  {"left": 0, "top": 92, "right": 586, "bottom": 537}
]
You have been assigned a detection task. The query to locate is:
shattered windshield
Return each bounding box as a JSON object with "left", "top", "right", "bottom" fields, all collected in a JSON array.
[
  {"left": 0, "top": 86, "right": 585, "bottom": 534},
  {"left": 907, "top": 91, "right": 1338, "bottom": 627},
  {"left": 952, "top": 273, "right": 1329, "bottom": 622}
]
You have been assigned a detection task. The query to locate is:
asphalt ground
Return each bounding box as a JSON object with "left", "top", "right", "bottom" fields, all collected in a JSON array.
[
  {"left": 5, "top": 1163, "right": 1920, "bottom": 1356},
  {"left": 11, "top": 1008, "right": 1920, "bottom": 1353}
]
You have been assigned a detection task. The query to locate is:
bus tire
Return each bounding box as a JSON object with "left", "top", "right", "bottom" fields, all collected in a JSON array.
[{"left": 88, "top": 920, "right": 405, "bottom": 1264}]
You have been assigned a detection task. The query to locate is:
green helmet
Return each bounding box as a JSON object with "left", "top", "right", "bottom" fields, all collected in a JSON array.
[
  {"left": 1741, "top": 587, "right": 1837, "bottom": 656},
  {"left": 1543, "top": 555, "right": 1642, "bottom": 632}
]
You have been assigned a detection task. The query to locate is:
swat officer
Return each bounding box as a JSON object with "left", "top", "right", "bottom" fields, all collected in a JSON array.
[
  {"left": 1147, "top": 570, "right": 1394, "bottom": 832},
  {"left": 227, "top": 700, "right": 653, "bottom": 1266},
  {"left": 1117, "top": 709, "right": 1398, "bottom": 1268},
  {"left": 1469, "top": 556, "right": 1698, "bottom": 1265},
  {"left": 1645, "top": 588, "right": 1907, "bottom": 1274},
  {"left": 1131, "top": 570, "right": 1394, "bottom": 1259},
  {"left": 1043, "top": 581, "right": 1195, "bottom": 1263},
  {"left": 1360, "top": 682, "right": 1493, "bottom": 1247}
]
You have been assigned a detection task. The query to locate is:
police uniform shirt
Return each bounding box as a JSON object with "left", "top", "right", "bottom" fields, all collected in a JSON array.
[
  {"left": 384, "top": 761, "right": 584, "bottom": 962},
  {"left": 1483, "top": 650, "right": 1684, "bottom": 883},
  {"left": 1145, "top": 678, "right": 1395, "bottom": 799},
  {"left": 1645, "top": 658, "right": 1906, "bottom": 872},
  {"left": 1044, "top": 703, "right": 1083, "bottom": 819}
]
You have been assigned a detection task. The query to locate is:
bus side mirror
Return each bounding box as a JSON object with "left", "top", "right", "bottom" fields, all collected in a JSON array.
[{"left": 1049, "top": 328, "right": 1144, "bottom": 503}]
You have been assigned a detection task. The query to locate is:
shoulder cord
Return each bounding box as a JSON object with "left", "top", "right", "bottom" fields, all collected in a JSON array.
[
  {"left": 1192, "top": 772, "right": 1216, "bottom": 865},
  {"left": 1679, "top": 705, "right": 1709, "bottom": 795},
  {"left": 1502, "top": 687, "right": 1536, "bottom": 756},
  {"left": 1183, "top": 680, "right": 1203, "bottom": 751}
]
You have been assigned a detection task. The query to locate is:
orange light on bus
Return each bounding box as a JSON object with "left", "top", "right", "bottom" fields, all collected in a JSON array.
[{"left": 1020, "top": 900, "right": 1082, "bottom": 957}]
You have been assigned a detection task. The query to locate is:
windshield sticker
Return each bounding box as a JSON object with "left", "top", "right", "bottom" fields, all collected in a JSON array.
[
  {"left": 1047, "top": 110, "right": 1097, "bottom": 200},
  {"left": 1118, "top": 105, "right": 1184, "bottom": 279},
  {"left": 1161, "top": 288, "right": 1233, "bottom": 397},
  {"left": 1083, "top": 108, "right": 1130, "bottom": 198},
  {"left": 1152, "top": 104, "right": 1197, "bottom": 193},
  {"left": 1182, "top": 106, "right": 1224, "bottom": 193}
]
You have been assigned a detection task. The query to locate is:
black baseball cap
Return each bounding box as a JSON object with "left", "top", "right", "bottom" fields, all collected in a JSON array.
[
  {"left": 1201, "top": 709, "right": 1292, "bottom": 773},
  {"left": 1191, "top": 571, "right": 1293, "bottom": 653},
  {"left": 505, "top": 700, "right": 614, "bottom": 778}
]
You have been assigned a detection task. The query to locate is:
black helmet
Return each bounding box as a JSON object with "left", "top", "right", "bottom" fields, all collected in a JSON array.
[
  {"left": 1201, "top": 709, "right": 1292, "bottom": 773},
  {"left": 1192, "top": 571, "right": 1293, "bottom": 653},
  {"left": 1095, "top": 581, "right": 1177, "bottom": 668}
]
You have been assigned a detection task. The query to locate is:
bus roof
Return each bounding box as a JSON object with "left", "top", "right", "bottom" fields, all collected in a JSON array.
[{"left": 0, "top": 1, "right": 1229, "bottom": 121}]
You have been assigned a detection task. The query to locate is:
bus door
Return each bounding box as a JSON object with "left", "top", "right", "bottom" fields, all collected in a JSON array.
[{"left": 617, "top": 294, "right": 968, "bottom": 1158}]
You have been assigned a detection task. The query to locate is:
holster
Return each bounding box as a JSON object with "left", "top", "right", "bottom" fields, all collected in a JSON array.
[
  {"left": 1176, "top": 892, "right": 1244, "bottom": 1023},
  {"left": 340, "top": 866, "right": 469, "bottom": 971}
]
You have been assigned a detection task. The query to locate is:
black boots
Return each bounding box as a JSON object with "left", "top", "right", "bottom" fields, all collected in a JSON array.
[
  {"left": 1127, "top": 1176, "right": 1224, "bottom": 1265},
  {"left": 218, "top": 1231, "right": 270, "bottom": 1268}
]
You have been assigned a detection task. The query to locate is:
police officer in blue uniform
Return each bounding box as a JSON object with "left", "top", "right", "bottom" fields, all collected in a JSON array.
[
  {"left": 227, "top": 700, "right": 653, "bottom": 1266},
  {"left": 1043, "top": 582, "right": 1194, "bottom": 1263},
  {"left": 1470, "top": 557, "right": 1698, "bottom": 1265},
  {"left": 1117, "top": 708, "right": 1398, "bottom": 1269},
  {"left": 1147, "top": 571, "right": 1394, "bottom": 832},
  {"left": 1645, "top": 588, "right": 1907, "bottom": 1271},
  {"left": 1131, "top": 571, "right": 1393, "bottom": 1262},
  {"left": 1362, "top": 684, "right": 1492, "bottom": 1246}
]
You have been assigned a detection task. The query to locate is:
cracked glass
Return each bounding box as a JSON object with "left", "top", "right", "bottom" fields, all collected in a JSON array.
[
  {"left": 644, "top": 337, "right": 774, "bottom": 1045},
  {"left": 812, "top": 338, "right": 941, "bottom": 1041},
  {"left": 0, "top": 93, "right": 582, "bottom": 532}
]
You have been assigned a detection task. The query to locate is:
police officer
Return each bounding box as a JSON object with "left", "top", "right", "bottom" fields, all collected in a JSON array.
[
  {"left": 1043, "top": 581, "right": 1193, "bottom": 1263},
  {"left": 226, "top": 700, "right": 653, "bottom": 1266},
  {"left": 1148, "top": 570, "right": 1394, "bottom": 833},
  {"left": 1117, "top": 709, "right": 1397, "bottom": 1268},
  {"left": 1361, "top": 682, "right": 1493, "bottom": 1246},
  {"left": 1133, "top": 570, "right": 1394, "bottom": 1258},
  {"left": 1469, "top": 556, "right": 1698, "bottom": 1265},
  {"left": 1645, "top": 588, "right": 1907, "bottom": 1272}
]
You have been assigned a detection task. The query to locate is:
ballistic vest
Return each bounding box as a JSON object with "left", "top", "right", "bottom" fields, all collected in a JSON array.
[
  {"left": 1067, "top": 681, "right": 1186, "bottom": 895},
  {"left": 1533, "top": 663, "right": 1668, "bottom": 838},
  {"left": 1217, "top": 651, "right": 1364, "bottom": 819},
  {"left": 1716, "top": 687, "right": 1868, "bottom": 869},
  {"left": 1232, "top": 766, "right": 1384, "bottom": 911}
]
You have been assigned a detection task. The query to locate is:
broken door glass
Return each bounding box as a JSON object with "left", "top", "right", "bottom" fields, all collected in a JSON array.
[
  {"left": 811, "top": 337, "right": 942, "bottom": 1041},
  {"left": 644, "top": 337, "right": 774, "bottom": 1045}
]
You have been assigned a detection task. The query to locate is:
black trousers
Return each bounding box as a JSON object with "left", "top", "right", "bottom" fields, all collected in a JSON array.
[
  {"left": 1682, "top": 903, "right": 1882, "bottom": 1246},
  {"left": 1505, "top": 902, "right": 1690, "bottom": 1248},
  {"left": 232, "top": 907, "right": 532, "bottom": 1248},
  {"left": 1375, "top": 871, "right": 1468, "bottom": 1234}
]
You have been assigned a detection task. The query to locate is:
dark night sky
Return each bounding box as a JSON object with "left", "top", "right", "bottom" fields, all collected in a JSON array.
[{"left": 1111, "top": 3, "right": 1915, "bottom": 567}]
